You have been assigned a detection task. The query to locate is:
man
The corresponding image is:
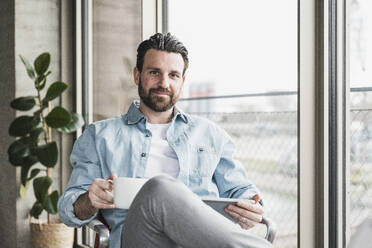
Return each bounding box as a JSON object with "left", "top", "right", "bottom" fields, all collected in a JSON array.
[{"left": 58, "top": 33, "right": 272, "bottom": 248}]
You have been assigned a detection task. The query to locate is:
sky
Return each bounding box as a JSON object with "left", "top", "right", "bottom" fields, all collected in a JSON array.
[
  {"left": 350, "top": 0, "right": 372, "bottom": 87},
  {"left": 168, "top": 0, "right": 298, "bottom": 97},
  {"left": 168, "top": 0, "right": 372, "bottom": 98}
]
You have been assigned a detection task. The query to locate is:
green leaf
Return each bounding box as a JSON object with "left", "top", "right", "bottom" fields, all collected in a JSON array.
[
  {"left": 10, "top": 155, "right": 38, "bottom": 169},
  {"left": 45, "top": 106, "right": 71, "bottom": 128},
  {"left": 29, "top": 127, "right": 44, "bottom": 143},
  {"left": 33, "top": 109, "right": 44, "bottom": 118},
  {"left": 8, "top": 136, "right": 38, "bottom": 166},
  {"left": 9, "top": 154, "right": 38, "bottom": 167},
  {"left": 8, "top": 137, "right": 32, "bottom": 164},
  {"left": 19, "top": 55, "right": 35, "bottom": 79},
  {"left": 35, "top": 75, "right": 46, "bottom": 90},
  {"left": 31, "top": 114, "right": 41, "bottom": 126},
  {"left": 34, "top": 52, "right": 50, "bottom": 76},
  {"left": 34, "top": 142, "right": 58, "bottom": 168},
  {"left": 42, "top": 82, "right": 68, "bottom": 104},
  {"left": 20, "top": 180, "right": 30, "bottom": 199},
  {"left": 29, "top": 202, "right": 43, "bottom": 219},
  {"left": 23, "top": 155, "right": 38, "bottom": 166},
  {"left": 21, "top": 164, "right": 32, "bottom": 186},
  {"left": 57, "top": 112, "right": 85, "bottom": 133},
  {"left": 43, "top": 190, "right": 59, "bottom": 214},
  {"left": 33, "top": 176, "right": 52, "bottom": 203},
  {"left": 28, "top": 169, "right": 41, "bottom": 181},
  {"left": 10, "top": 96, "right": 36, "bottom": 111},
  {"left": 8, "top": 116, "right": 38, "bottom": 137}
]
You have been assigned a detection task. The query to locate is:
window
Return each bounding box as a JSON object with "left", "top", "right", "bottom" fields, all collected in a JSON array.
[
  {"left": 77, "top": 0, "right": 357, "bottom": 246},
  {"left": 165, "top": 0, "right": 297, "bottom": 246},
  {"left": 348, "top": 0, "right": 372, "bottom": 238}
]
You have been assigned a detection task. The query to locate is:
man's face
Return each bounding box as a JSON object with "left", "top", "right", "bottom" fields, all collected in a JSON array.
[{"left": 134, "top": 49, "right": 185, "bottom": 112}]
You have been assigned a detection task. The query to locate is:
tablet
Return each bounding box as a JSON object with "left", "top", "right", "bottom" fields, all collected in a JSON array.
[{"left": 201, "top": 197, "right": 239, "bottom": 222}]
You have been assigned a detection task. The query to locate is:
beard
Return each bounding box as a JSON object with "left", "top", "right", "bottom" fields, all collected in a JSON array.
[{"left": 138, "top": 78, "right": 180, "bottom": 112}]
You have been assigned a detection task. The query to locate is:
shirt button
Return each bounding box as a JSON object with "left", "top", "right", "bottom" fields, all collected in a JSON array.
[
  {"left": 145, "top": 134, "right": 150, "bottom": 137},
  {"left": 141, "top": 153, "right": 146, "bottom": 157}
]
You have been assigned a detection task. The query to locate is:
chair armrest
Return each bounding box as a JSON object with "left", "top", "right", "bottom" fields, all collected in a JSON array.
[
  {"left": 87, "top": 218, "right": 110, "bottom": 248},
  {"left": 86, "top": 215, "right": 275, "bottom": 246},
  {"left": 261, "top": 216, "right": 277, "bottom": 244}
]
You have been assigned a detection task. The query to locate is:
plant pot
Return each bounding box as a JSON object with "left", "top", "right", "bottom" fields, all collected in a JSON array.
[{"left": 30, "top": 219, "right": 74, "bottom": 248}]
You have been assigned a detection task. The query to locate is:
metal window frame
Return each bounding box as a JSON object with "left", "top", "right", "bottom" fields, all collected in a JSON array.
[
  {"left": 157, "top": 1, "right": 348, "bottom": 247},
  {"left": 328, "top": 0, "right": 348, "bottom": 247},
  {"left": 142, "top": 0, "right": 163, "bottom": 39},
  {"left": 76, "top": 0, "right": 349, "bottom": 247},
  {"left": 80, "top": 0, "right": 93, "bottom": 126},
  {"left": 299, "top": 0, "right": 319, "bottom": 246},
  {"left": 76, "top": 0, "right": 93, "bottom": 246}
]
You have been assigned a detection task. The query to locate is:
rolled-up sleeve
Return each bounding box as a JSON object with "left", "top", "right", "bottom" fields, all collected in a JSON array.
[
  {"left": 58, "top": 125, "right": 103, "bottom": 227},
  {"left": 213, "top": 131, "right": 260, "bottom": 200}
]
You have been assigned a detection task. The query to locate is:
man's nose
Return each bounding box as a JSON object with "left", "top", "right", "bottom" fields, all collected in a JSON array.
[{"left": 159, "top": 73, "right": 170, "bottom": 88}]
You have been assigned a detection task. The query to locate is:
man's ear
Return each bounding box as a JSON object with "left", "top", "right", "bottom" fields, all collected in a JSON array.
[
  {"left": 179, "top": 75, "right": 186, "bottom": 95},
  {"left": 133, "top": 67, "right": 140, "bottom": 85}
]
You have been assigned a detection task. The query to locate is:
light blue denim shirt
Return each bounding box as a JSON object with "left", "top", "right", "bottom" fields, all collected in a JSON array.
[{"left": 58, "top": 101, "right": 260, "bottom": 248}]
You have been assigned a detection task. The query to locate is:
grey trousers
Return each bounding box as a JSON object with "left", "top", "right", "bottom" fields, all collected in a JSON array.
[{"left": 121, "top": 175, "right": 272, "bottom": 248}]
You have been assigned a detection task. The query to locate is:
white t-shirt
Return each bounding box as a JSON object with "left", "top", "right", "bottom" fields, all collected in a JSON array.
[{"left": 144, "top": 122, "right": 180, "bottom": 179}]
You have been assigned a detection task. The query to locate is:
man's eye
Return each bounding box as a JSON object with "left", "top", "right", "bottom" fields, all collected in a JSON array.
[
  {"left": 170, "top": 73, "right": 179, "bottom": 78},
  {"left": 150, "top": 71, "right": 159, "bottom": 75}
]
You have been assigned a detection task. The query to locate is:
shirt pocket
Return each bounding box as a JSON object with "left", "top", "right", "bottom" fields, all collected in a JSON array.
[{"left": 190, "top": 144, "right": 219, "bottom": 178}]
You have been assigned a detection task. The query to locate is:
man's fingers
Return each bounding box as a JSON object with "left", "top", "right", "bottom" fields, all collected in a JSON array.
[
  {"left": 89, "top": 191, "right": 115, "bottom": 209},
  {"left": 225, "top": 209, "right": 256, "bottom": 230},
  {"left": 89, "top": 190, "right": 113, "bottom": 204},
  {"left": 92, "top": 178, "right": 113, "bottom": 191},
  {"left": 109, "top": 173, "right": 118, "bottom": 180},
  {"left": 252, "top": 194, "right": 260, "bottom": 203},
  {"left": 91, "top": 187, "right": 114, "bottom": 203},
  {"left": 87, "top": 176, "right": 117, "bottom": 209},
  {"left": 89, "top": 181, "right": 114, "bottom": 203},
  {"left": 236, "top": 200, "right": 264, "bottom": 215},
  {"left": 226, "top": 204, "right": 263, "bottom": 223},
  {"left": 90, "top": 200, "right": 115, "bottom": 209},
  {"left": 237, "top": 219, "right": 254, "bottom": 230}
]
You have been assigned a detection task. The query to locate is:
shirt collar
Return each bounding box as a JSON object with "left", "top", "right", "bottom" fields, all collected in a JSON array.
[
  {"left": 126, "top": 100, "right": 188, "bottom": 125},
  {"left": 126, "top": 100, "right": 145, "bottom": 124},
  {"left": 173, "top": 104, "right": 188, "bottom": 123}
]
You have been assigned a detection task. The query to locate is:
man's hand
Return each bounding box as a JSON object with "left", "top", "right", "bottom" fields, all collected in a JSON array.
[
  {"left": 74, "top": 174, "right": 117, "bottom": 220},
  {"left": 88, "top": 173, "right": 117, "bottom": 209},
  {"left": 224, "top": 194, "right": 264, "bottom": 230}
]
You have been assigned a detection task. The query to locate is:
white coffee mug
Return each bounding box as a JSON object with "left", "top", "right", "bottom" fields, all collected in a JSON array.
[{"left": 114, "top": 177, "right": 149, "bottom": 209}]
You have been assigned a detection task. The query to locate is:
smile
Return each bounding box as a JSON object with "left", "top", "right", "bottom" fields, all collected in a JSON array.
[{"left": 152, "top": 91, "right": 170, "bottom": 96}]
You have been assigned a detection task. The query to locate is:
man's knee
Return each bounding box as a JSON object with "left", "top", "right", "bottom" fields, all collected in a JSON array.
[
  {"left": 143, "top": 175, "right": 178, "bottom": 194},
  {"left": 133, "top": 175, "right": 190, "bottom": 208},
  {"left": 136, "top": 175, "right": 190, "bottom": 202}
]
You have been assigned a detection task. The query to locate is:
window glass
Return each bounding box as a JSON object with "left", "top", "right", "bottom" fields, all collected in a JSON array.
[
  {"left": 349, "top": 0, "right": 372, "bottom": 235},
  {"left": 167, "top": 0, "right": 297, "bottom": 247}
]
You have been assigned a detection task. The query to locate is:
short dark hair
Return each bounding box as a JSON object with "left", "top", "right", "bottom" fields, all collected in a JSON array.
[{"left": 136, "top": 33, "right": 189, "bottom": 75}]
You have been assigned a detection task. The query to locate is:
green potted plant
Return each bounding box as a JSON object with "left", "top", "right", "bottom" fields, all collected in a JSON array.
[{"left": 8, "top": 52, "right": 84, "bottom": 247}]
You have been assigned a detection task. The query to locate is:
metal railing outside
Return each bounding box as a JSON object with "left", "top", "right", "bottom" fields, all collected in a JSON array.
[
  {"left": 193, "top": 110, "right": 297, "bottom": 248},
  {"left": 81, "top": 88, "right": 371, "bottom": 248},
  {"left": 184, "top": 87, "right": 371, "bottom": 248},
  {"left": 349, "top": 89, "right": 372, "bottom": 236}
]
